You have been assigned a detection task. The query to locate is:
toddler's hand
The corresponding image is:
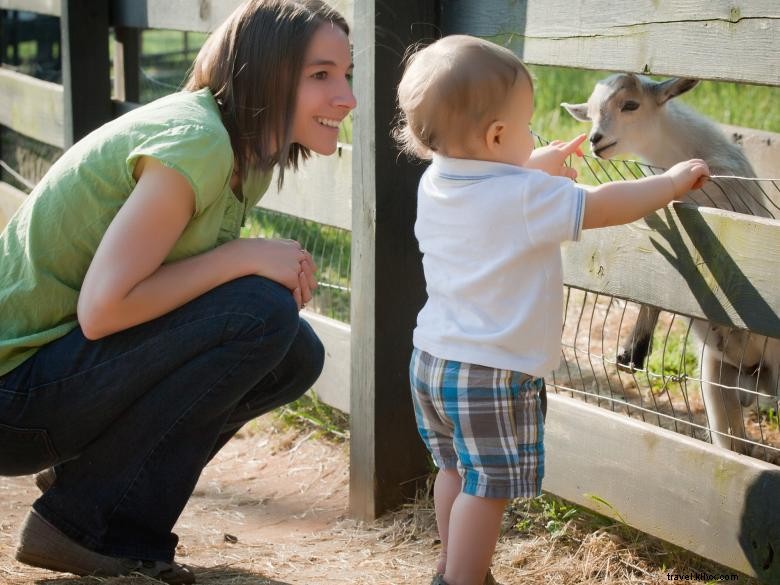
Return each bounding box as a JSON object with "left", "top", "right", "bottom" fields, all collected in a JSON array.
[
  {"left": 526, "top": 134, "right": 586, "bottom": 179},
  {"left": 665, "top": 159, "right": 710, "bottom": 198}
]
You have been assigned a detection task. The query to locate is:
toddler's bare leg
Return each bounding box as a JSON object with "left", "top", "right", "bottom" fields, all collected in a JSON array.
[
  {"left": 434, "top": 468, "right": 461, "bottom": 574},
  {"left": 443, "top": 493, "right": 508, "bottom": 585}
]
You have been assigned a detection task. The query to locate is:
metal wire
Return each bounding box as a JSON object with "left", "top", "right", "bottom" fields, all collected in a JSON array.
[
  {"left": 545, "top": 142, "right": 780, "bottom": 464},
  {"left": 242, "top": 207, "right": 352, "bottom": 323}
]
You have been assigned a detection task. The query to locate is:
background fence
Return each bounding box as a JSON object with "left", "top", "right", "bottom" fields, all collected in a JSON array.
[{"left": 1, "top": 0, "right": 779, "bottom": 581}]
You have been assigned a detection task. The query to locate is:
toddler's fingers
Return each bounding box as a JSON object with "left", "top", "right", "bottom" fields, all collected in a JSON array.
[
  {"left": 293, "top": 287, "right": 303, "bottom": 310},
  {"left": 561, "top": 134, "right": 587, "bottom": 157},
  {"left": 563, "top": 166, "right": 578, "bottom": 180},
  {"left": 692, "top": 175, "right": 708, "bottom": 191}
]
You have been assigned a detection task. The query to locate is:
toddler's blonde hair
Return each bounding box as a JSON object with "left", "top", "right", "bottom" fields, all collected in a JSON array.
[{"left": 395, "top": 35, "right": 532, "bottom": 159}]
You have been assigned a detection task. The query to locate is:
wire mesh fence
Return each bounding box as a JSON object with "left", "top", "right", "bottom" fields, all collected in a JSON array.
[
  {"left": 553, "top": 287, "right": 780, "bottom": 463},
  {"left": 551, "top": 143, "right": 780, "bottom": 465},
  {"left": 242, "top": 208, "right": 352, "bottom": 323},
  {"left": 4, "top": 10, "right": 779, "bottom": 465}
]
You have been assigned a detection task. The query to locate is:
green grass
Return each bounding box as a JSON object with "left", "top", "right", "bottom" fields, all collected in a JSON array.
[
  {"left": 645, "top": 318, "right": 700, "bottom": 395},
  {"left": 275, "top": 392, "right": 349, "bottom": 441}
]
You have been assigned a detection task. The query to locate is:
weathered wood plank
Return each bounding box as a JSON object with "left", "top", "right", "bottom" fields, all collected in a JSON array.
[
  {"left": 562, "top": 202, "right": 780, "bottom": 339},
  {"left": 304, "top": 311, "right": 350, "bottom": 413},
  {"left": 722, "top": 125, "right": 780, "bottom": 180},
  {"left": 61, "top": 0, "right": 112, "bottom": 147},
  {"left": 112, "top": 0, "right": 354, "bottom": 32},
  {"left": 0, "top": 68, "right": 64, "bottom": 147},
  {"left": 544, "top": 392, "right": 780, "bottom": 579},
  {"left": 259, "top": 147, "right": 351, "bottom": 231},
  {"left": 350, "top": 0, "right": 436, "bottom": 520},
  {"left": 0, "top": 0, "right": 60, "bottom": 16},
  {"left": 113, "top": 27, "right": 140, "bottom": 104},
  {"left": 0, "top": 180, "right": 26, "bottom": 231},
  {"left": 441, "top": 0, "right": 780, "bottom": 86}
]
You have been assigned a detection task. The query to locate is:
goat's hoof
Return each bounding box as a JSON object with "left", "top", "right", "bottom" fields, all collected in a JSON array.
[{"left": 616, "top": 350, "right": 638, "bottom": 371}]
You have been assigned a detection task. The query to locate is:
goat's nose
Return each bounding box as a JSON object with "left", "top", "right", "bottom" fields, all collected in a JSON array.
[{"left": 590, "top": 132, "right": 603, "bottom": 145}]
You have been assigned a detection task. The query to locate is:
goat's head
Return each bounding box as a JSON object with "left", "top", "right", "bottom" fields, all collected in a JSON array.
[{"left": 561, "top": 74, "right": 699, "bottom": 159}]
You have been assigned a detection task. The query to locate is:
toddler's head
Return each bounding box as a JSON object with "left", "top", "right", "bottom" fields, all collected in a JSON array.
[{"left": 396, "top": 35, "right": 534, "bottom": 165}]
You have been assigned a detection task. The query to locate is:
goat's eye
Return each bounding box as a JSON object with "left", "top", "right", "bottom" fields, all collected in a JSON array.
[{"left": 621, "top": 101, "right": 640, "bottom": 112}]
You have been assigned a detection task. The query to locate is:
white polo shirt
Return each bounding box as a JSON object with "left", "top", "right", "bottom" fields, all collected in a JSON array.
[{"left": 413, "top": 154, "right": 586, "bottom": 378}]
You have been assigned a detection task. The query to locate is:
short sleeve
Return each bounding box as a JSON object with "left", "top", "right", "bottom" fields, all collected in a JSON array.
[
  {"left": 126, "top": 124, "right": 234, "bottom": 216},
  {"left": 522, "top": 173, "right": 586, "bottom": 246}
]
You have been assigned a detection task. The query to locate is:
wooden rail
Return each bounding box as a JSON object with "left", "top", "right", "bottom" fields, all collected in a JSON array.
[
  {"left": 0, "top": 0, "right": 59, "bottom": 16},
  {"left": 544, "top": 392, "right": 780, "bottom": 578},
  {"left": 562, "top": 203, "right": 780, "bottom": 339},
  {"left": 442, "top": 0, "right": 780, "bottom": 86},
  {"left": 112, "top": 0, "right": 354, "bottom": 31},
  {"left": 0, "top": 68, "right": 63, "bottom": 147}
]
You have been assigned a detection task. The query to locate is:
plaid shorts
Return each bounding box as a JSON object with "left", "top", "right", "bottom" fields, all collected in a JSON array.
[{"left": 409, "top": 347, "right": 546, "bottom": 499}]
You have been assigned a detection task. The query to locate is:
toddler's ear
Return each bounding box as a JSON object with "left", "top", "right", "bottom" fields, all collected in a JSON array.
[{"left": 486, "top": 120, "right": 505, "bottom": 149}]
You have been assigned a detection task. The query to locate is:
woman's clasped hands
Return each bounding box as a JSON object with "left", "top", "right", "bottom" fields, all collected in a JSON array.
[{"left": 228, "top": 237, "right": 318, "bottom": 310}]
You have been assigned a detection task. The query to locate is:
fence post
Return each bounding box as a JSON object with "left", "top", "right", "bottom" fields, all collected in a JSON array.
[
  {"left": 0, "top": 9, "right": 5, "bottom": 186},
  {"left": 349, "top": 0, "right": 439, "bottom": 519},
  {"left": 60, "top": 0, "right": 111, "bottom": 147},
  {"left": 113, "top": 27, "right": 140, "bottom": 105}
]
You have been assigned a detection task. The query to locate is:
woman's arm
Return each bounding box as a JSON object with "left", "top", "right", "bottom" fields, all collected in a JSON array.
[
  {"left": 581, "top": 159, "right": 709, "bottom": 229},
  {"left": 77, "top": 156, "right": 309, "bottom": 340}
]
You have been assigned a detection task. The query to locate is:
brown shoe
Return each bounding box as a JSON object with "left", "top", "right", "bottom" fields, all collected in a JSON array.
[
  {"left": 34, "top": 468, "right": 56, "bottom": 493},
  {"left": 15, "top": 509, "right": 195, "bottom": 584}
]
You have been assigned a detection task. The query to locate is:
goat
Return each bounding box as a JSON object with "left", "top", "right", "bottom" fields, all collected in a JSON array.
[{"left": 562, "top": 74, "right": 780, "bottom": 459}]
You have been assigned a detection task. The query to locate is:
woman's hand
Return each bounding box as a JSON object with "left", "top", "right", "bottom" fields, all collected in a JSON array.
[
  {"left": 227, "top": 238, "right": 318, "bottom": 310},
  {"left": 526, "top": 134, "right": 586, "bottom": 179}
]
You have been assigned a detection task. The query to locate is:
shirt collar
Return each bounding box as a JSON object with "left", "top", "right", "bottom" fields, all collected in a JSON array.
[{"left": 430, "top": 153, "right": 527, "bottom": 180}]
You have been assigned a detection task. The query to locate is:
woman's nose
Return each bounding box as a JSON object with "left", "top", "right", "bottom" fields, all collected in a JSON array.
[{"left": 335, "top": 80, "right": 357, "bottom": 110}]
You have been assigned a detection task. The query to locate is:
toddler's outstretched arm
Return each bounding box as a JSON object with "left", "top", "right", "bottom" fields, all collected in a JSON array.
[{"left": 581, "top": 159, "right": 710, "bottom": 229}]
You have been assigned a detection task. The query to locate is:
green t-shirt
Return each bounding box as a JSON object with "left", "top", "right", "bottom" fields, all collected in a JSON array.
[{"left": 0, "top": 88, "right": 272, "bottom": 376}]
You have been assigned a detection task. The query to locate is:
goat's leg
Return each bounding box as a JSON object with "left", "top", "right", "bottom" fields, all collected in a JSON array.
[
  {"left": 700, "top": 347, "right": 748, "bottom": 454},
  {"left": 617, "top": 305, "right": 660, "bottom": 368}
]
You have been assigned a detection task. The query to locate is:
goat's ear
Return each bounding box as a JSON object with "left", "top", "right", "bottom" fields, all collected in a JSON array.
[
  {"left": 561, "top": 102, "right": 590, "bottom": 122},
  {"left": 652, "top": 78, "right": 699, "bottom": 105}
]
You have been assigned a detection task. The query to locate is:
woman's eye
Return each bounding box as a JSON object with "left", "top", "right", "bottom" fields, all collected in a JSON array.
[
  {"left": 312, "top": 71, "right": 328, "bottom": 80},
  {"left": 621, "top": 101, "right": 640, "bottom": 112}
]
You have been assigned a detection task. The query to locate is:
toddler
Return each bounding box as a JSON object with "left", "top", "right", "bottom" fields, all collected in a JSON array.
[{"left": 396, "top": 34, "right": 708, "bottom": 585}]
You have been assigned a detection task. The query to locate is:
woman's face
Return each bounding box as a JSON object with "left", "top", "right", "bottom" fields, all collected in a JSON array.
[{"left": 291, "top": 23, "right": 356, "bottom": 155}]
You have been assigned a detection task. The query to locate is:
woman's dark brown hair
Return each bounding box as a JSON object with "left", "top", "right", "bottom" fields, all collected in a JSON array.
[{"left": 185, "top": 0, "right": 349, "bottom": 187}]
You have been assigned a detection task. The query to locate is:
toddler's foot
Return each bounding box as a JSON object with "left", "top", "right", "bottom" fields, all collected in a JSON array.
[
  {"left": 431, "top": 569, "right": 501, "bottom": 585},
  {"left": 435, "top": 552, "right": 447, "bottom": 575}
]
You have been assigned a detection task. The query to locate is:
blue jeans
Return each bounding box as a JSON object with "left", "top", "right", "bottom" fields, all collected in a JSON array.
[{"left": 0, "top": 276, "right": 324, "bottom": 562}]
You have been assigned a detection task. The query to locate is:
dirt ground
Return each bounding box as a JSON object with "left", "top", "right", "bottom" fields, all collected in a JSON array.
[{"left": 0, "top": 419, "right": 762, "bottom": 585}]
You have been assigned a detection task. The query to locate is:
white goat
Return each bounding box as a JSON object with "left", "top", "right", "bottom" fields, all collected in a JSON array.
[{"left": 562, "top": 74, "right": 780, "bottom": 459}]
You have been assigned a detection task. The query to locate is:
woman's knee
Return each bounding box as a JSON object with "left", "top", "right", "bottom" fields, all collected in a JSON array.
[
  {"left": 286, "top": 320, "right": 325, "bottom": 397},
  {"left": 215, "top": 276, "right": 300, "bottom": 346}
]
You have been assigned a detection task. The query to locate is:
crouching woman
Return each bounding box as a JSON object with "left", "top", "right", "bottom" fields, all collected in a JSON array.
[{"left": 0, "top": 1, "right": 356, "bottom": 582}]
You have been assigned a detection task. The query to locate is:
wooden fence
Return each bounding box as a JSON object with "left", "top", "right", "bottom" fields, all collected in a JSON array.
[
  {"left": 351, "top": 1, "right": 780, "bottom": 581},
  {"left": 1, "top": 0, "right": 779, "bottom": 581}
]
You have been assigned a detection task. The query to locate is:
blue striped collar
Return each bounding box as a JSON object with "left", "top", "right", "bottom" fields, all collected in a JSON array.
[{"left": 430, "top": 154, "right": 528, "bottom": 181}]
